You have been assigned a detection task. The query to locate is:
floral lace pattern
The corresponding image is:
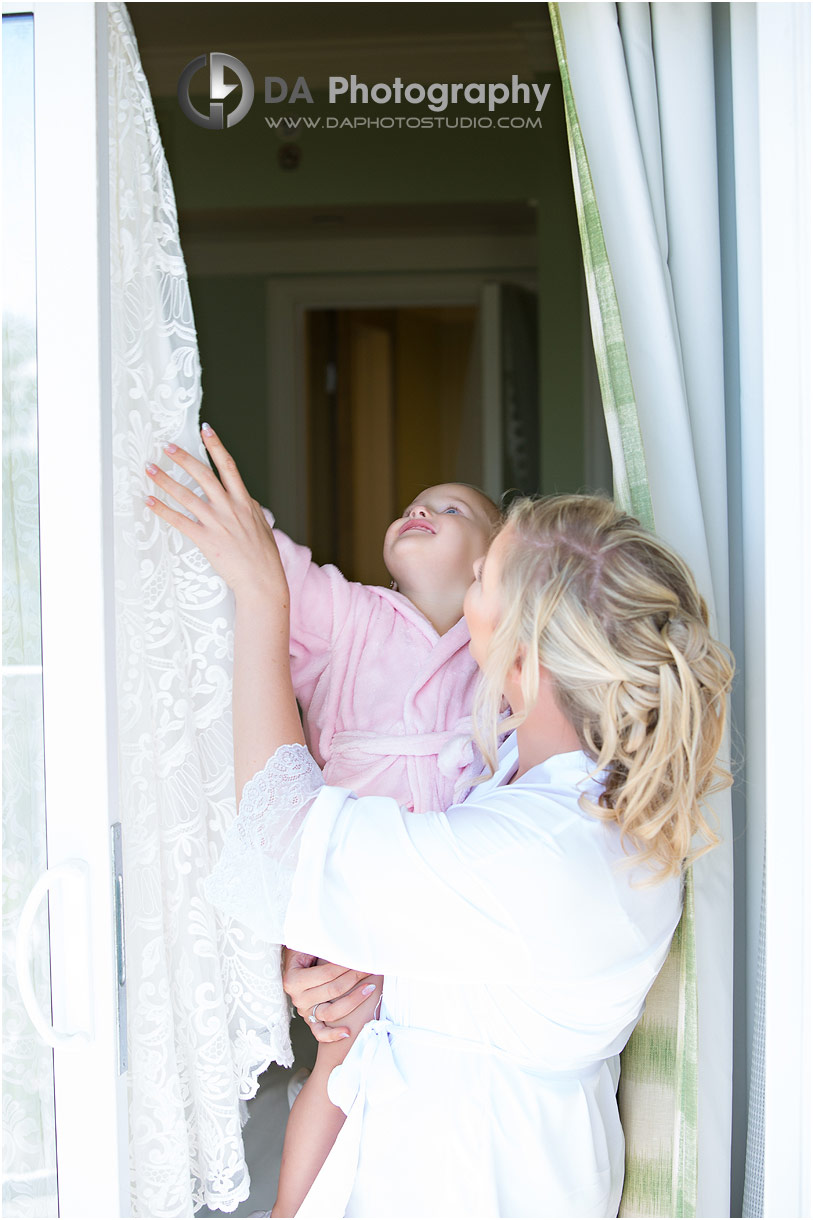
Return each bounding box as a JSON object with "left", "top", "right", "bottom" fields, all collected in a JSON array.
[
  {"left": 204, "top": 745, "right": 324, "bottom": 943},
  {"left": 108, "top": 7, "right": 293, "bottom": 1213}
]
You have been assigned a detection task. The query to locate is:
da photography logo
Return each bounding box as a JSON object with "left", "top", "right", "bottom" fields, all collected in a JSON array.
[
  {"left": 178, "top": 53, "right": 254, "bottom": 129},
  {"left": 177, "top": 62, "right": 550, "bottom": 133}
]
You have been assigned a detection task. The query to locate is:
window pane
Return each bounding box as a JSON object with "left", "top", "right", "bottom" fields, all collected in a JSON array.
[{"left": 2, "top": 14, "right": 59, "bottom": 1217}]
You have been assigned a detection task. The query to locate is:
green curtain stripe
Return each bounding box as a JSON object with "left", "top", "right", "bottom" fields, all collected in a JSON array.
[
  {"left": 548, "top": 5, "right": 697, "bottom": 1217},
  {"left": 622, "top": 1153, "right": 679, "bottom": 1218},
  {"left": 548, "top": 2, "right": 654, "bottom": 531},
  {"left": 676, "top": 872, "right": 699, "bottom": 1215},
  {"left": 617, "top": 1021, "right": 678, "bottom": 1083}
]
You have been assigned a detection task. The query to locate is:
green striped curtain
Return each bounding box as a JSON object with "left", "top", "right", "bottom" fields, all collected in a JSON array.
[{"left": 549, "top": 5, "right": 698, "bottom": 1215}]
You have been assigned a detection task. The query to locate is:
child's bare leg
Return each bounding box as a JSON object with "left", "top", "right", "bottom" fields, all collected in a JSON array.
[
  {"left": 272, "top": 978, "right": 382, "bottom": 1217},
  {"left": 271, "top": 1042, "right": 347, "bottom": 1218}
]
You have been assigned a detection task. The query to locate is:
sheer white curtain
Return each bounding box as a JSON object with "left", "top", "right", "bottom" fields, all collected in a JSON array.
[
  {"left": 108, "top": 6, "right": 291, "bottom": 1214},
  {"left": 557, "top": 5, "right": 734, "bottom": 1214}
]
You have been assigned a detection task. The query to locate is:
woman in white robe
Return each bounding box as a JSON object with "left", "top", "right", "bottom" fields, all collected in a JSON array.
[{"left": 145, "top": 427, "right": 733, "bottom": 1219}]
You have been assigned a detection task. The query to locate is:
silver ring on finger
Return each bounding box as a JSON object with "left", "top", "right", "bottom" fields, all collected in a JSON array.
[{"left": 309, "top": 1002, "right": 323, "bottom": 1025}]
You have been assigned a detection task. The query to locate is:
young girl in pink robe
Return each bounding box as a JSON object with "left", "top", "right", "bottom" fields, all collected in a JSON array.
[{"left": 263, "top": 483, "right": 501, "bottom": 1216}]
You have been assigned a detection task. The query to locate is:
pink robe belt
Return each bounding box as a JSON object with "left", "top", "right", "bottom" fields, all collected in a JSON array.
[
  {"left": 328, "top": 721, "right": 473, "bottom": 774},
  {"left": 324, "top": 723, "right": 478, "bottom": 807}
]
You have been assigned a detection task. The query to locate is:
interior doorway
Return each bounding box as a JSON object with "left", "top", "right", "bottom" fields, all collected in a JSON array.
[
  {"left": 266, "top": 270, "right": 543, "bottom": 559},
  {"left": 306, "top": 305, "right": 480, "bottom": 584}
]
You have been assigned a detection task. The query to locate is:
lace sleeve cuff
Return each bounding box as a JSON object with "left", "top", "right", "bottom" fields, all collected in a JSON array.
[{"left": 203, "top": 743, "right": 324, "bottom": 943}]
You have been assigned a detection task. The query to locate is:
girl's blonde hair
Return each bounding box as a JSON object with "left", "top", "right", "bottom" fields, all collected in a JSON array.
[{"left": 472, "top": 495, "right": 734, "bottom": 880}]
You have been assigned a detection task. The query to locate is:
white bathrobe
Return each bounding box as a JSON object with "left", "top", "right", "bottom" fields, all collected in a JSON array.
[{"left": 204, "top": 735, "right": 682, "bottom": 1218}]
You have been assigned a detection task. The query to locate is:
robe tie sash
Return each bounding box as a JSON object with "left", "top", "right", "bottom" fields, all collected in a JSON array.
[
  {"left": 296, "top": 1016, "right": 605, "bottom": 1218},
  {"left": 326, "top": 721, "right": 477, "bottom": 806},
  {"left": 328, "top": 721, "right": 473, "bottom": 769},
  {"left": 296, "top": 1018, "right": 407, "bottom": 1217}
]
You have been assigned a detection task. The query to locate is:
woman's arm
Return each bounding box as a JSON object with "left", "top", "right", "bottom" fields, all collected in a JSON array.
[
  {"left": 148, "top": 432, "right": 371, "bottom": 1020},
  {"left": 145, "top": 426, "right": 304, "bottom": 794},
  {"left": 232, "top": 584, "right": 303, "bottom": 796}
]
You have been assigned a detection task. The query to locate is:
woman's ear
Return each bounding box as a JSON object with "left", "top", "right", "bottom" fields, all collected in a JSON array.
[{"left": 504, "top": 652, "right": 525, "bottom": 709}]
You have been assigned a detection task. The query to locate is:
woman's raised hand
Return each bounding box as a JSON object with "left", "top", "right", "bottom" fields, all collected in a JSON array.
[{"left": 145, "top": 424, "right": 287, "bottom": 604}]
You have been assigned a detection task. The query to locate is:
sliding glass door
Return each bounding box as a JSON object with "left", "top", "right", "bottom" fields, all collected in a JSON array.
[
  {"left": 1, "top": 4, "right": 128, "bottom": 1215},
  {"left": 2, "top": 15, "right": 58, "bottom": 1212}
]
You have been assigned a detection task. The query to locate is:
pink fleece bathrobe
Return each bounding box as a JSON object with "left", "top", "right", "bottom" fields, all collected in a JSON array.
[{"left": 265, "top": 514, "right": 482, "bottom": 814}]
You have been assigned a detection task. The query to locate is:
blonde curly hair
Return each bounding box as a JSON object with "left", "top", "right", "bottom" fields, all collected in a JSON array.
[{"left": 472, "top": 494, "right": 734, "bottom": 879}]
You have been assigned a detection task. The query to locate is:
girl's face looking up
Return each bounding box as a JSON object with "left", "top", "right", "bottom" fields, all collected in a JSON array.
[{"left": 382, "top": 483, "right": 497, "bottom": 601}]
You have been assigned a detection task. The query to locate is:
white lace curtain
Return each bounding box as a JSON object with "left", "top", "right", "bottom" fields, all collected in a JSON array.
[{"left": 108, "top": 6, "right": 291, "bottom": 1213}]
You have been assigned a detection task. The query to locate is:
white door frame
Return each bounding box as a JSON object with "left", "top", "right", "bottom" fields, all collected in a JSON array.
[
  {"left": 3, "top": 2, "right": 129, "bottom": 1214},
  {"left": 265, "top": 269, "right": 537, "bottom": 538},
  {"left": 756, "top": 3, "right": 812, "bottom": 1216}
]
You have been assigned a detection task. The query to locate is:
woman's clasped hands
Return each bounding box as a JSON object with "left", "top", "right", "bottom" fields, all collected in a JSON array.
[
  {"left": 145, "top": 423, "right": 287, "bottom": 606},
  {"left": 282, "top": 949, "right": 378, "bottom": 1043}
]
